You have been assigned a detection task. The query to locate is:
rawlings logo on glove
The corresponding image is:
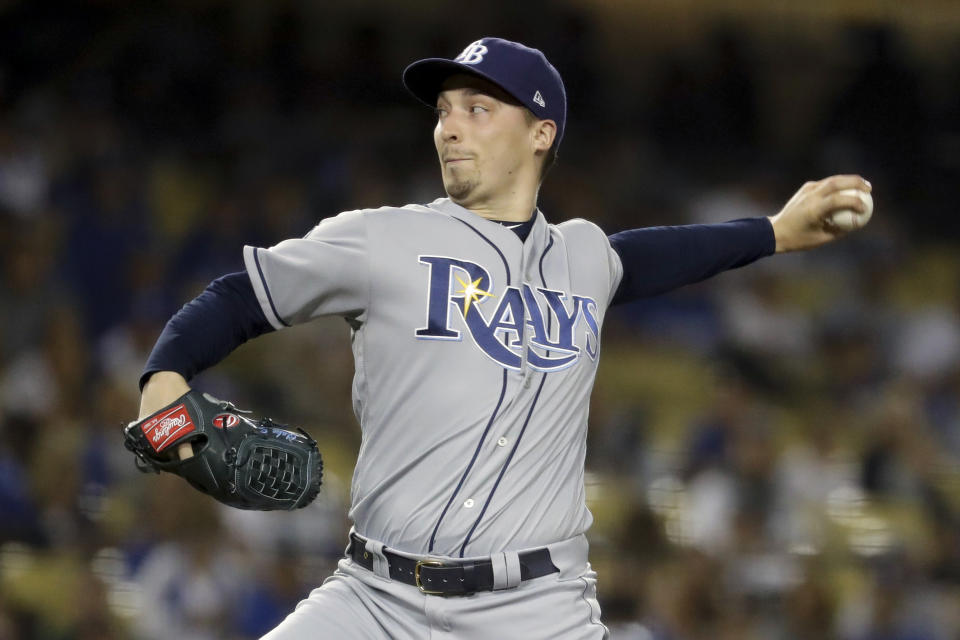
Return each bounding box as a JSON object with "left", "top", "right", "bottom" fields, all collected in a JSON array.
[
  {"left": 123, "top": 390, "right": 323, "bottom": 511},
  {"left": 141, "top": 405, "right": 195, "bottom": 452}
]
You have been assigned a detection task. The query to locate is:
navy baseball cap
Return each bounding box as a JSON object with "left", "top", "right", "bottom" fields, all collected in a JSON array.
[{"left": 403, "top": 37, "right": 567, "bottom": 145}]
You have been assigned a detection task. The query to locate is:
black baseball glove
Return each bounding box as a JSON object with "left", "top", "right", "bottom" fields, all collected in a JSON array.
[{"left": 123, "top": 389, "right": 322, "bottom": 510}]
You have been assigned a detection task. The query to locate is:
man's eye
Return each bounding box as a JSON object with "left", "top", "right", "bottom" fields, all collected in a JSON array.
[
  {"left": 434, "top": 107, "right": 448, "bottom": 117},
  {"left": 471, "top": 105, "right": 488, "bottom": 114}
]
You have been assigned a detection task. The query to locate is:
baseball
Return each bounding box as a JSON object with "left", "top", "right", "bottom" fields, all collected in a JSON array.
[{"left": 827, "top": 189, "right": 873, "bottom": 231}]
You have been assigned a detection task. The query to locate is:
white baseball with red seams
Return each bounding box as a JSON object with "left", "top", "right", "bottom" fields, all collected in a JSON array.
[{"left": 828, "top": 189, "right": 873, "bottom": 231}]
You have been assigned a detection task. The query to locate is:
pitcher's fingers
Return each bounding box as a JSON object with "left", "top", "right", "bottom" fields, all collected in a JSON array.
[
  {"left": 823, "top": 191, "right": 868, "bottom": 215},
  {"left": 177, "top": 442, "right": 194, "bottom": 461},
  {"left": 815, "top": 174, "right": 871, "bottom": 195}
]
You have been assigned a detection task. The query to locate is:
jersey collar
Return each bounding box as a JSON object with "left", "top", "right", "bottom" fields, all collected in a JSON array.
[{"left": 428, "top": 197, "right": 550, "bottom": 256}]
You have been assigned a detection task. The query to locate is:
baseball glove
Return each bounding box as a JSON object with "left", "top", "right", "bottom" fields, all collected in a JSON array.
[{"left": 123, "top": 389, "right": 322, "bottom": 510}]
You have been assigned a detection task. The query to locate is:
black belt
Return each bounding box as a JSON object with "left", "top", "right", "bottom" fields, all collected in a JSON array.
[{"left": 347, "top": 533, "right": 558, "bottom": 596}]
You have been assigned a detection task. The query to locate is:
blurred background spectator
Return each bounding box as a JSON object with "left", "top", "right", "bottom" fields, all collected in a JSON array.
[{"left": 1, "top": 1, "right": 959, "bottom": 638}]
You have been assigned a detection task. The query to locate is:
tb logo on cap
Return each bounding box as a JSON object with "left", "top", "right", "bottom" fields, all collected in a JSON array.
[{"left": 455, "top": 40, "right": 488, "bottom": 65}]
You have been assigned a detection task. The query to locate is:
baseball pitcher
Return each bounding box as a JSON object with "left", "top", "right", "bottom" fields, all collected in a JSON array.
[{"left": 127, "top": 37, "right": 873, "bottom": 638}]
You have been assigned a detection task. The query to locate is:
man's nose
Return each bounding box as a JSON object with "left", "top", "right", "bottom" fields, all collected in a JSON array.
[{"left": 440, "top": 112, "right": 462, "bottom": 143}]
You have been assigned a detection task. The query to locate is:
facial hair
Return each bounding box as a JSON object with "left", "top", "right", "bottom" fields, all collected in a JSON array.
[{"left": 444, "top": 165, "right": 479, "bottom": 202}]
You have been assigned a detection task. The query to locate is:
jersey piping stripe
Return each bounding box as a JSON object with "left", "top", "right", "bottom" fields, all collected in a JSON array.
[
  {"left": 450, "top": 218, "right": 512, "bottom": 285},
  {"left": 458, "top": 233, "right": 555, "bottom": 556},
  {"left": 252, "top": 248, "right": 291, "bottom": 328},
  {"left": 459, "top": 371, "right": 548, "bottom": 557},
  {"left": 428, "top": 368, "right": 509, "bottom": 553},
  {"left": 538, "top": 235, "right": 554, "bottom": 284},
  {"left": 428, "top": 216, "right": 512, "bottom": 554},
  {"left": 538, "top": 235, "right": 555, "bottom": 356}
]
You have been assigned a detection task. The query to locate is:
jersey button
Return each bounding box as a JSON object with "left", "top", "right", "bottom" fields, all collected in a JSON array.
[
  {"left": 497, "top": 437, "right": 508, "bottom": 447},
  {"left": 463, "top": 499, "right": 475, "bottom": 508}
]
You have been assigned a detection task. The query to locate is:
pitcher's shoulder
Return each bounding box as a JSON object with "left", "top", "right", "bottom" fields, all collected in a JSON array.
[
  {"left": 349, "top": 200, "right": 452, "bottom": 223},
  {"left": 305, "top": 202, "right": 445, "bottom": 234},
  {"left": 553, "top": 217, "right": 610, "bottom": 245}
]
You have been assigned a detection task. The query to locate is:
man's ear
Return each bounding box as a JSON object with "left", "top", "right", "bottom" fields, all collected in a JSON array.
[{"left": 532, "top": 119, "right": 557, "bottom": 154}]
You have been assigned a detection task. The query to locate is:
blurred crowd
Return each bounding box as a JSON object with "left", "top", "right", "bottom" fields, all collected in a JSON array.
[{"left": 0, "top": 2, "right": 959, "bottom": 639}]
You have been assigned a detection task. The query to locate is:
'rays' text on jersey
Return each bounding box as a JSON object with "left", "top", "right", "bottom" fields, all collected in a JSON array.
[{"left": 415, "top": 256, "right": 600, "bottom": 371}]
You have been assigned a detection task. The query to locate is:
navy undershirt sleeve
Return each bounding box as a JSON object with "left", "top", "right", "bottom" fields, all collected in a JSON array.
[
  {"left": 139, "top": 271, "right": 274, "bottom": 390},
  {"left": 609, "top": 217, "right": 776, "bottom": 306}
]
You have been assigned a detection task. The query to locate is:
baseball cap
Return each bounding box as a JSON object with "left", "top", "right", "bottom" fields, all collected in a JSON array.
[{"left": 402, "top": 37, "right": 567, "bottom": 145}]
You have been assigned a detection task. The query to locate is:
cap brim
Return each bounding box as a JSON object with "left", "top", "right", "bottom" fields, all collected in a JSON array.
[{"left": 402, "top": 58, "right": 518, "bottom": 109}]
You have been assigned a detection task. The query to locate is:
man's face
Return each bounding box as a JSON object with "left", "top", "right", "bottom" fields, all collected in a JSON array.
[{"left": 434, "top": 74, "right": 537, "bottom": 207}]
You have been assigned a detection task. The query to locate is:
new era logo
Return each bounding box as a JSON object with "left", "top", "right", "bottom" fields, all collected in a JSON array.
[{"left": 533, "top": 91, "right": 546, "bottom": 108}]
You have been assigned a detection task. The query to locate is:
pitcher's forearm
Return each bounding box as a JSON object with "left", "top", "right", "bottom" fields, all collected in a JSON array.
[
  {"left": 138, "top": 371, "right": 190, "bottom": 418},
  {"left": 138, "top": 371, "right": 194, "bottom": 460}
]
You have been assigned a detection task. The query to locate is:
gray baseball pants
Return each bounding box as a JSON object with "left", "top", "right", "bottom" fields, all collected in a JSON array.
[{"left": 262, "top": 534, "right": 608, "bottom": 639}]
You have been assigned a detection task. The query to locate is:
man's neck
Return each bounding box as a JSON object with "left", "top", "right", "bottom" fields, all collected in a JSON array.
[{"left": 452, "top": 186, "right": 538, "bottom": 223}]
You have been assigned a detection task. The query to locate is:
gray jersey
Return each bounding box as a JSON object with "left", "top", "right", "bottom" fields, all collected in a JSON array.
[{"left": 244, "top": 197, "right": 623, "bottom": 558}]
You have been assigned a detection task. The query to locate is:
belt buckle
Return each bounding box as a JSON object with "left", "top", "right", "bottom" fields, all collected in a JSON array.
[{"left": 414, "top": 560, "right": 446, "bottom": 595}]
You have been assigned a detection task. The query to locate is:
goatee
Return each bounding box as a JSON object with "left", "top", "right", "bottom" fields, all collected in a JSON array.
[{"left": 446, "top": 178, "right": 477, "bottom": 202}]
